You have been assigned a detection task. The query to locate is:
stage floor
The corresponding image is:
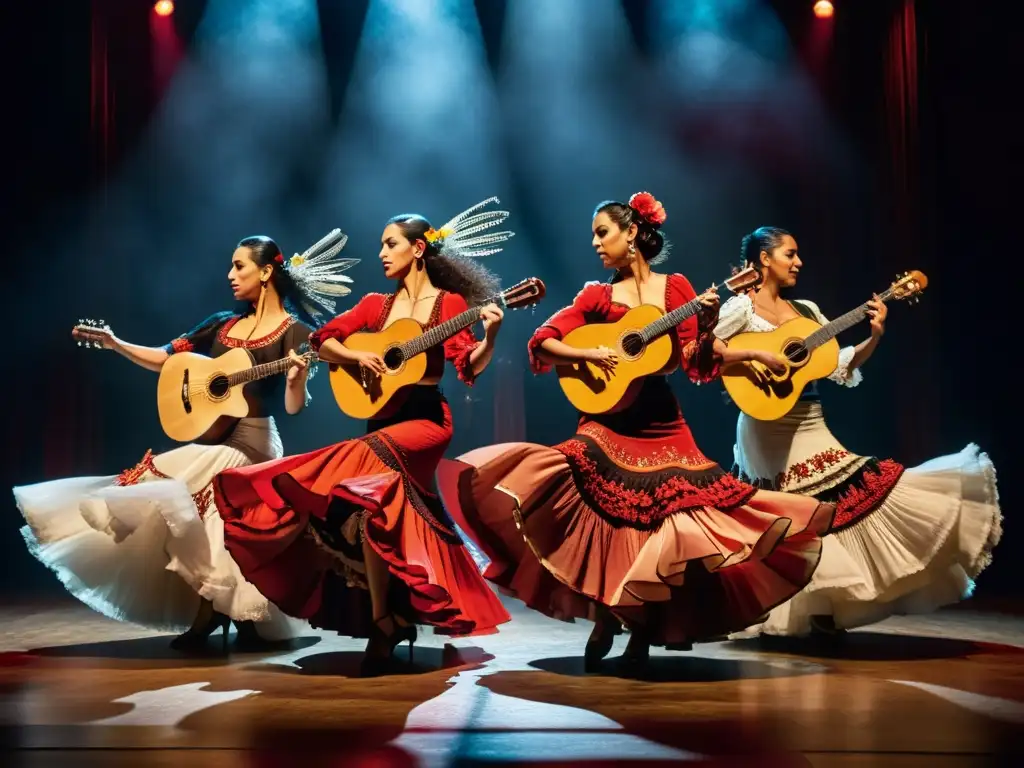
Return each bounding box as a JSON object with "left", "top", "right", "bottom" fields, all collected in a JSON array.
[{"left": 1, "top": 597, "right": 1022, "bottom": 767}]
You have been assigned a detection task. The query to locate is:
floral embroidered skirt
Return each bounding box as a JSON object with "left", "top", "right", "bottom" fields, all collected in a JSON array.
[
  {"left": 731, "top": 401, "right": 1002, "bottom": 635},
  {"left": 437, "top": 378, "right": 833, "bottom": 646},
  {"left": 14, "top": 418, "right": 301, "bottom": 637},
  {"left": 214, "top": 387, "right": 510, "bottom": 639}
]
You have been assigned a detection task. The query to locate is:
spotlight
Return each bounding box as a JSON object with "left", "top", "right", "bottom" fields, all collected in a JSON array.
[
  {"left": 813, "top": 1, "right": 834, "bottom": 19},
  {"left": 154, "top": 1, "right": 174, "bottom": 17}
]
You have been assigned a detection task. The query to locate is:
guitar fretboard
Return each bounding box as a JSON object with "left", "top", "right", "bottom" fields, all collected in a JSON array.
[
  {"left": 225, "top": 354, "right": 314, "bottom": 387},
  {"left": 639, "top": 296, "right": 705, "bottom": 343},
  {"left": 803, "top": 286, "right": 896, "bottom": 351},
  {"left": 400, "top": 304, "right": 489, "bottom": 358}
]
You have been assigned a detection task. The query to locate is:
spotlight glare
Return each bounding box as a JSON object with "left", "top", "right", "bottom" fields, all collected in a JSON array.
[
  {"left": 813, "top": 1, "right": 834, "bottom": 19},
  {"left": 154, "top": 1, "right": 175, "bottom": 17}
]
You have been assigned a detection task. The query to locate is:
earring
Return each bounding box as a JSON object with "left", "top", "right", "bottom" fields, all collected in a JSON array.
[{"left": 628, "top": 242, "right": 636, "bottom": 257}]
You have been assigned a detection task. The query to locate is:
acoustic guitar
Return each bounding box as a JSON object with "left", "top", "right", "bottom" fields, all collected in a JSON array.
[
  {"left": 328, "top": 277, "right": 546, "bottom": 420},
  {"left": 555, "top": 268, "right": 760, "bottom": 414},
  {"left": 73, "top": 320, "right": 316, "bottom": 443},
  {"left": 721, "top": 270, "right": 928, "bottom": 421}
]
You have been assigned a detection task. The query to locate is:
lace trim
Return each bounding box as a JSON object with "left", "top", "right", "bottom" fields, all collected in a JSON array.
[
  {"left": 218, "top": 315, "right": 295, "bottom": 349},
  {"left": 192, "top": 484, "right": 214, "bottom": 519},
  {"left": 820, "top": 459, "right": 905, "bottom": 532},
  {"left": 114, "top": 450, "right": 170, "bottom": 486},
  {"left": 558, "top": 436, "right": 757, "bottom": 529},
  {"left": 361, "top": 432, "right": 462, "bottom": 544},
  {"left": 170, "top": 338, "right": 194, "bottom": 354}
]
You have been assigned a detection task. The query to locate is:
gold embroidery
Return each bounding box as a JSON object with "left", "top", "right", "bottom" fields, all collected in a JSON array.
[
  {"left": 218, "top": 315, "right": 295, "bottom": 349},
  {"left": 576, "top": 422, "right": 716, "bottom": 471}
]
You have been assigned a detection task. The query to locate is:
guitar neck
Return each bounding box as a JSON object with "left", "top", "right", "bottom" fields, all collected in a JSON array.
[
  {"left": 640, "top": 297, "right": 704, "bottom": 343},
  {"left": 225, "top": 355, "right": 310, "bottom": 387},
  {"left": 804, "top": 286, "right": 895, "bottom": 350},
  {"left": 401, "top": 305, "right": 483, "bottom": 358}
]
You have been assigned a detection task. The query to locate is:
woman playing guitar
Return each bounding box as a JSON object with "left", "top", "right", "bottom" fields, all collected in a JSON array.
[
  {"left": 437, "top": 192, "right": 835, "bottom": 671},
  {"left": 714, "top": 226, "right": 1001, "bottom": 636},
  {"left": 14, "top": 232, "right": 356, "bottom": 650},
  {"left": 213, "top": 199, "right": 513, "bottom": 676}
]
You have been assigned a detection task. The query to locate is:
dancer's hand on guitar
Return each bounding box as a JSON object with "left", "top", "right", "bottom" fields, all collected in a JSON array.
[
  {"left": 749, "top": 350, "right": 787, "bottom": 374},
  {"left": 867, "top": 295, "right": 887, "bottom": 338},
  {"left": 698, "top": 285, "right": 720, "bottom": 311},
  {"left": 286, "top": 350, "right": 309, "bottom": 382},
  {"left": 480, "top": 303, "right": 504, "bottom": 338},
  {"left": 355, "top": 350, "right": 387, "bottom": 378},
  {"left": 585, "top": 346, "right": 619, "bottom": 375}
]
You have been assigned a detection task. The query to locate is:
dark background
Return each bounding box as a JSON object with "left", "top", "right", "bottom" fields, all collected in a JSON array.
[{"left": 1, "top": 1, "right": 1014, "bottom": 598}]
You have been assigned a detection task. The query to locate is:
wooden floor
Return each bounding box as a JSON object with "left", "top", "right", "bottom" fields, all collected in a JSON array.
[{"left": 1, "top": 598, "right": 1022, "bottom": 767}]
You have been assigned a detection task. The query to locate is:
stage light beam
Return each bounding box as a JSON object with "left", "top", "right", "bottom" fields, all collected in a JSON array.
[
  {"left": 814, "top": 1, "right": 834, "bottom": 19},
  {"left": 154, "top": 1, "right": 175, "bottom": 17}
]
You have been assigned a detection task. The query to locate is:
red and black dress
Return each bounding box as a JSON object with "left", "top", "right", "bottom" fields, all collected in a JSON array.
[
  {"left": 437, "top": 275, "right": 834, "bottom": 646},
  {"left": 213, "top": 291, "right": 511, "bottom": 638}
]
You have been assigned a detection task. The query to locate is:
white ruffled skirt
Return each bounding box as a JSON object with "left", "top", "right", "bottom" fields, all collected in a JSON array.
[
  {"left": 731, "top": 402, "right": 1001, "bottom": 636},
  {"left": 15, "top": 417, "right": 303, "bottom": 638}
]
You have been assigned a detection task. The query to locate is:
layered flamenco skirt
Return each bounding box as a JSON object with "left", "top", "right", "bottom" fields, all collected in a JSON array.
[
  {"left": 437, "top": 378, "right": 834, "bottom": 646},
  {"left": 731, "top": 401, "right": 1002, "bottom": 635},
  {"left": 15, "top": 418, "right": 301, "bottom": 638},
  {"left": 214, "top": 387, "right": 510, "bottom": 638}
]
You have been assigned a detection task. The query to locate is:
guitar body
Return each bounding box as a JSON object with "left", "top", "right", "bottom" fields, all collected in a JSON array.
[
  {"left": 328, "top": 317, "right": 429, "bottom": 420},
  {"left": 556, "top": 304, "right": 676, "bottom": 414},
  {"left": 722, "top": 316, "right": 840, "bottom": 421},
  {"left": 157, "top": 347, "right": 253, "bottom": 443}
]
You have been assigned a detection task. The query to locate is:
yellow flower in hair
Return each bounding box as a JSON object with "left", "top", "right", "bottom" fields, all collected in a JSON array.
[
  {"left": 424, "top": 227, "right": 454, "bottom": 244},
  {"left": 290, "top": 254, "right": 306, "bottom": 268}
]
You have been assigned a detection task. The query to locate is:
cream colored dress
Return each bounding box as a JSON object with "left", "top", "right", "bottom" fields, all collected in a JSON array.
[{"left": 714, "top": 294, "right": 1001, "bottom": 635}]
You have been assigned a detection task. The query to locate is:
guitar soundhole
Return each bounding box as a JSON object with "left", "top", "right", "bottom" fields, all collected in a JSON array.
[
  {"left": 620, "top": 332, "right": 645, "bottom": 359},
  {"left": 783, "top": 340, "right": 808, "bottom": 365},
  {"left": 383, "top": 346, "right": 405, "bottom": 372},
  {"left": 208, "top": 375, "right": 230, "bottom": 398}
]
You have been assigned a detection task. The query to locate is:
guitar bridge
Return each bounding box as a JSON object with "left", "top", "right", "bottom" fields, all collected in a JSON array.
[{"left": 180, "top": 369, "right": 192, "bottom": 414}]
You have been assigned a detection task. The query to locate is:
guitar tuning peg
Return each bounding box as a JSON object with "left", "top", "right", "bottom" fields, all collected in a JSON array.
[
  {"left": 99, "top": 319, "right": 105, "bottom": 325},
  {"left": 78, "top": 318, "right": 84, "bottom": 324}
]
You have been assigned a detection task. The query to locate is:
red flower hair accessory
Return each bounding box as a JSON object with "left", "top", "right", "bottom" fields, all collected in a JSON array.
[
  {"left": 274, "top": 253, "right": 284, "bottom": 264},
  {"left": 628, "top": 191, "right": 667, "bottom": 226}
]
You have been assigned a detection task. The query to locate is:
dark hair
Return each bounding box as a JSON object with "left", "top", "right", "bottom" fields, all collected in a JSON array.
[
  {"left": 740, "top": 226, "right": 792, "bottom": 271},
  {"left": 593, "top": 200, "right": 668, "bottom": 266},
  {"left": 385, "top": 214, "right": 501, "bottom": 306},
  {"left": 237, "top": 235, "right": 322, "bottom": 328}
]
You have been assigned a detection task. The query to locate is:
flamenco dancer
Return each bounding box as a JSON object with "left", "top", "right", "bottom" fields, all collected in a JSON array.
[
  {"left": 438, "top": 193, "right": 834, "bottom": 671},
  {"left": 714, "top": 226, "right": 1001, "bottom": 636},
  {"left": 712, "top": 228, "right": 999, "bottom": 638},
  {"left": 214, "top": 198, "right": 513, "bottom": 675},
  {"left": 14, "top": 230, "right": 357, "bottom": 649}
]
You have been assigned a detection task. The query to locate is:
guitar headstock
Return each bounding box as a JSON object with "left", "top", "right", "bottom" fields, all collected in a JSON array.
[
  {"left": 499, "top": 277, "right": 546, "bottom": 311},
  {"left": 73, "top": 319, "right": 113, "bottom": 349},
  {"left": 889, "top": 270, "right": 928, "bottom": 304},
  {"left": 723, "top": 266, "right": 760, "bottom": 295}
]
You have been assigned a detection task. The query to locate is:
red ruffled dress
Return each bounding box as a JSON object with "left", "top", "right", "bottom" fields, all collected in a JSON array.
[
  {"left": 213, "top": 291, "right": 511, "bottom": 638},
  {"left": 437, "top": 275, "right": 834, "bottom": 645}
]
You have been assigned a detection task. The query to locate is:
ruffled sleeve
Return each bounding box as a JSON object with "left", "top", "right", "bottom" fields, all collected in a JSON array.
[
  {"left": 163, "top": 311, "right": 236, "bottom": 356},
  {"left": 668, "top": 274, "right": 720, "bottom": 384},
  {"left": 793, "top": 299, "right": 862, "bottom": 388},
  {"left": 309, "top": 294, "right": 383, "bottom": 351},
  {"left": 713, "top": 294, "right": 755, "bottom": 341},
  {"left": 527, "top": 282, "right": 610, "bottom": 374},
  {"left": 440, "top": 292, "right": 481, "bottom": 386}
]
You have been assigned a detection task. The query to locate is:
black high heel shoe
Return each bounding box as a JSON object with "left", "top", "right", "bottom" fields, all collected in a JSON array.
[
  {"left": 170, "top": 610, "right": 231, "bottom": 652},
  {"left": 584, "top": 618, "right": 621, "bottom": 672},
  {"left": 360, "top": 616, "right": 418, "bottom": 677},
  {"left": 620, "top": 630, "right": 651, "bottom": 670}
]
